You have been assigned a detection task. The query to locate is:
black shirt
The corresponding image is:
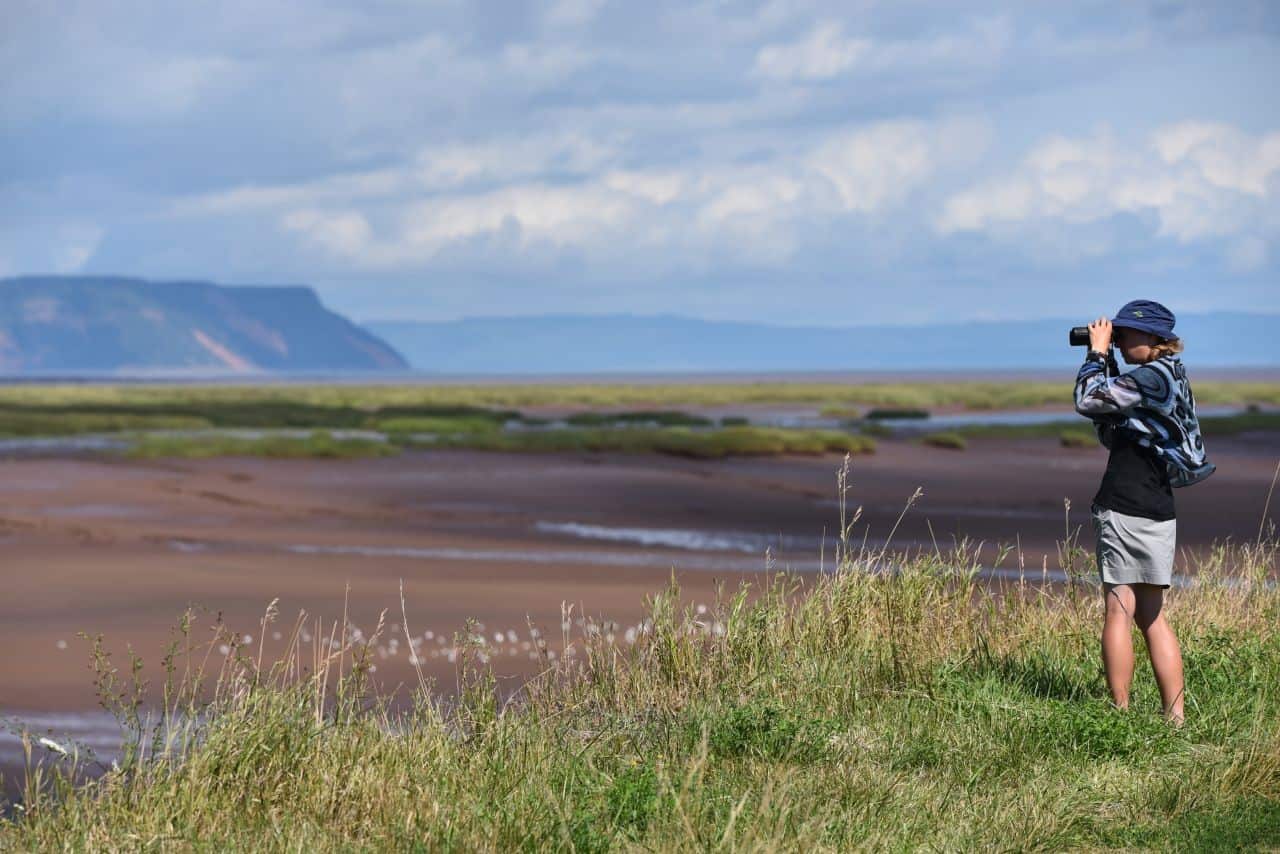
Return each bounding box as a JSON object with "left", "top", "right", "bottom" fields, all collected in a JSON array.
[{"left": 1093, "top": 430, "right": 1175, "bottom": 521}]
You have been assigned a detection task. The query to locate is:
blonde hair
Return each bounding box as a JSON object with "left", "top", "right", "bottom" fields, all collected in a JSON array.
[{"left": 1150, "top": 337, "right": 1184, "bottom": 359}]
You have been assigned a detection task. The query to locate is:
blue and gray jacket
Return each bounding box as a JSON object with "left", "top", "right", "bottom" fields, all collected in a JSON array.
[{"left": 1074, "top": 354, "right": 1215, "bottom": 488}]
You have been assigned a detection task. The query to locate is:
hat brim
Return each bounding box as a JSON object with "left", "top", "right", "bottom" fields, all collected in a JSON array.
[{"left": 1111, "top": 318, "right": 1174, "bottom": 340}]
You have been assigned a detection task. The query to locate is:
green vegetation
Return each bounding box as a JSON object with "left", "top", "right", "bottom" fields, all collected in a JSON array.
[
  {"left": 1200, "top": 409, "right": 1280, "bottom": 435},
  {"left": 422, "top": 426, "right": 875, "bottom": 460},
  {"left": 1060, "top": 429, "right": 1097, "bottom": 449},
  {"left": 0, "top": 410, "right": 212, "bottom": 436},
  {"left": 5, "top": 537, "right": 1278, "bottom": 850},
  {"left": 920, "top": 432, "right": 967, "bottom": 450},
  {"left": 933, "top": 409, "right": 1280, "bottom": 445},
  {"left": 818, "top": 405, "right": 862, "bottom": 419},
  {"left": 128, "top": 432, "right": 398, "bottom": 460},
  {"left": 3, "top": 378, "right": 1279, "bottom": 412},
  {"left": 565, "top": 410, "right": 714, "bottom": 428},
  {"left": 1, "top": 383, "right": 1276, "bottom": 459},
  {"left": 864, "top": 407, "right": 930, "bottom": 420},
  {"left": 372, "top": 415, "right": 505, "bottom": 435}
]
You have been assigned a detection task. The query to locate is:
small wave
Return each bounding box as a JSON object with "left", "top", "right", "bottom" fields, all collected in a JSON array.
[
  {"left": 282, "top": 541, "right": 793, "bottom": 572},
  {"left": 0, "top": 709, "right": 124, "bottom": 753},
  {"left": 533, "top": 521, "right": 816, "bottom": 553}
]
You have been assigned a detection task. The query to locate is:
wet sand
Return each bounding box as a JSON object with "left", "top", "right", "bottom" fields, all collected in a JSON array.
[{"left": 3, "top": 433, "right": 1279, "bottom": 787}]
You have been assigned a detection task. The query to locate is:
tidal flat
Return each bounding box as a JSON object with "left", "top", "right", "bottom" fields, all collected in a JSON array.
[{"left": 1, "top": 380, "right": 1278, "bottom": 847}]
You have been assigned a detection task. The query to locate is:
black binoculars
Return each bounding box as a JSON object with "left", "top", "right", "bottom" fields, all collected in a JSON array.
[{"left": 1068, "top": 326, "right": 1094, "bottom": 347}]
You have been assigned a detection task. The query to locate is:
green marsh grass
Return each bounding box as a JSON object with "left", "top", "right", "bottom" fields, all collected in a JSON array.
[
  {"left": 4, "top": 379, "right": 1279, "bottom": 412},
  {"left": 864, "top": 407, "right": 931, "bottom": 420},
  {"left": 4, "top": 485, "right": 1278, "bottom": 850},
  {"left": 564, "top": 410, "right": 714, "bottom": 428},
  {"left": 128, "top": 432, "right": 398, "bottom": 460},
  {"left": 920, "top": 432, "right": 967, "bottom": 450},
  {"left": 422, "top": 426, "right": 876, "bottom": 459}
]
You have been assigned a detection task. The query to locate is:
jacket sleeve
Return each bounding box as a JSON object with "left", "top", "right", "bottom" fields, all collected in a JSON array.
[{"left": 1074, "top": 361, "right": 1172, "bottom": 417}]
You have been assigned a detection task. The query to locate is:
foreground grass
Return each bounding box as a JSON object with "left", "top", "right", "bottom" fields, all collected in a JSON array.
[{"left": 5, "top": 533, "right": 1278, "bottom": 851}]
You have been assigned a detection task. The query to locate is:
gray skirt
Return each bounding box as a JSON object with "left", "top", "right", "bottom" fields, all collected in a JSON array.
[{"left": 1091, "top": 504, "right": 1176, "bottom": 588}]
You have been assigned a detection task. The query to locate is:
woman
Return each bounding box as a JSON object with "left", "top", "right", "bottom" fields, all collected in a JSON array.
[{"left": 1073, "top": 299, "right": 1214, "bottom": 724}]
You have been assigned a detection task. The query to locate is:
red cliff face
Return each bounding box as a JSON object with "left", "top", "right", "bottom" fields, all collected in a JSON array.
[{"left": 0, "top": 276, "right": 408, "bottom": 374}]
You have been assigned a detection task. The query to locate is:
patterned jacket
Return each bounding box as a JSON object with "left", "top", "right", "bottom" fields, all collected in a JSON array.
[{"left": 1074, "top": 355, "right": 1215, "bottom": 488}]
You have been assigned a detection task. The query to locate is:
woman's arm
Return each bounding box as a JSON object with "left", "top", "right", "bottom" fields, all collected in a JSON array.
[{"left": 1075, "top": 360, "right": 1174, "bottom": 417}]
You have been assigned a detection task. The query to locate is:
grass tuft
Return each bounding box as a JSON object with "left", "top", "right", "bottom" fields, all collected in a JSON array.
[{"left": 921, "top": 432, "right": 967, "bottom": 450}]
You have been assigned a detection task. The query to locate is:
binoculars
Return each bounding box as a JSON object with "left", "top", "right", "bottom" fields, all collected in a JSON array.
[{"left": 1068, "top": 326, "right": 1094, "bottom": 347}]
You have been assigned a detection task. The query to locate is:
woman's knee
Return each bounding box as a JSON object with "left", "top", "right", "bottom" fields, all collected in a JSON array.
[
  {"left": 1133, "top": 584, "right": 1166, "bottom": 630},
  {"left": 1104, "top": 584, "right": 1135, "bottom": 621}
]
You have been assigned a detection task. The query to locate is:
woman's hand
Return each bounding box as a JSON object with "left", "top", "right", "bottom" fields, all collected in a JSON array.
[{"left": 1088, "top": 316, "right": 1112, "bottom": 353}]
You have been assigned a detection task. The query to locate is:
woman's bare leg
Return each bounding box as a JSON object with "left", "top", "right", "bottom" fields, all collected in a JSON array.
[
  {"left": 1133, "top": 584, "right": 1185, "bottom": 724},
  {"left": 1101, "top": 583, "right": 1136, "bottom": 709}
]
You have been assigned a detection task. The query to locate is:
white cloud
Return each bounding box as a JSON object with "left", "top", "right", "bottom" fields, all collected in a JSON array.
[
  {"left": 753, "top": 17, "right": 1011, "bottom": 82},
  {"left": 281, "top": 210, "right": 371, "bottom": 255},
  {"left": 544, "top": 0, "right": 606, "bottom": 29},
  {"left": 266, "top": 118, "right": 962, "bottom": 269},
  {"left": 808, "top": 122, "right": 935, "bottom": 212},
  {"left": 938, "top": 122, "right": 1280, "bottom": 255},
  {"left": 754, "top": 22, "right": 868, "bottom": 81}
]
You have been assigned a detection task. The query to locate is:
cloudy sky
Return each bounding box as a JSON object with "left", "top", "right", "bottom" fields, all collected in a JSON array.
[{"left": 3, "top": 0, "right": 1278, "bottom": 326}]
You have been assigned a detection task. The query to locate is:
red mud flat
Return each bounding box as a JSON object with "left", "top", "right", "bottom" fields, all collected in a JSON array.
[{"left": 2, "top": 434, "right": 1278, "bottom": 792}]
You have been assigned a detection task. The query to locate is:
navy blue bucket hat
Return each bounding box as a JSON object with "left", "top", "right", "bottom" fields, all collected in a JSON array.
[{"left": 1112, "top": 299, "right": 1176, "bottom": 340}]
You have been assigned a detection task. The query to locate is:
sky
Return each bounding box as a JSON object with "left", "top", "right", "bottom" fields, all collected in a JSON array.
[{"left": 2, "top": 0, "right": 1278, "bottom": 326}]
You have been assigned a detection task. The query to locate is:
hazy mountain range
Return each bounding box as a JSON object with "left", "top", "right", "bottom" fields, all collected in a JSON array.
[
  {"left": 0, "top": 276, "right": 406, "bottom": 374},
  {"left": 369, "top": 312, "right": 1278, "bottom": 374}
]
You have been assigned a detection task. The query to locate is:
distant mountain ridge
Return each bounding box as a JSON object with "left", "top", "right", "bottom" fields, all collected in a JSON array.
[
  {"left": 0, "top": 276, "right": 407, "bottom": 374},
  {"left": 368, "top": 312, "right": 1280, "bottom": 374}
]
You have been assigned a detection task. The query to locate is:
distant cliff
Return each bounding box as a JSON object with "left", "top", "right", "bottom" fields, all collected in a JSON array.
[{"left": 0, "top": 276, "right": 408, "bottom": 374}]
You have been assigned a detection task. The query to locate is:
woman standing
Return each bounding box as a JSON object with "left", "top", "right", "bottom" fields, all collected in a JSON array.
[{"left": 1073, "top": 299, "right": 1215, "bottom": 724}]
